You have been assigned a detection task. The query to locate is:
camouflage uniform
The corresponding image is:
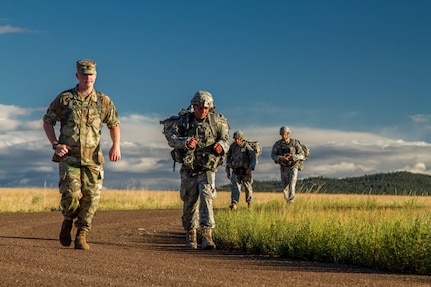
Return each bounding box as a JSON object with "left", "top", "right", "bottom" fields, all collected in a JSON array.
[
  {"left": 225, "top": 135, "right": 256, "bottom": 207},
  {"left": 166, "top": 91, "right": 229, "bottom": 247},
  {"left": 43, "top": 85, "right": 120, "bottom": 231},
  {"left": 271, "top": 126, "right": 305, "bottom": 202}
]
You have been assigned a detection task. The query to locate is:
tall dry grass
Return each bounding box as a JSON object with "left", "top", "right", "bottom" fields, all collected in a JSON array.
[
  {"left": 0, "top": 188, "right": 282, "bottom": 213},
  {"left": 1, "top": 187, "right": 429, "bottom": 213}
]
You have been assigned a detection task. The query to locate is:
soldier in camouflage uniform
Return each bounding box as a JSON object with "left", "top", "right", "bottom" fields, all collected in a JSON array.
[
  {"left": 225, "top": 130, "right": 256, "bottom": 210},
  {"left": 43, "top": 59, "right": 121, "bottom": 250},
  {"left": 166, "top": 90, "right": 230, "bottom": 249},
  {"left": 271, "top": 126, "right": 305, "bottom": 203}
]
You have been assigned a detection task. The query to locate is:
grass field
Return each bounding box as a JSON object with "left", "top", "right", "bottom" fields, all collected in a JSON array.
[
  {"left": 1, "top": 188, "right": 431, "bottom": 275},
  {"left": 0, "top": 187, "right": 282, "bottom": 212},
  {"left": 1, "top": 187, "right": 429, "bottom": 212}
]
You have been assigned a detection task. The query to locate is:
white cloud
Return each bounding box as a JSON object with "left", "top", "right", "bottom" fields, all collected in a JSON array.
[
  {"left": 237, "top": 126, "right": 390, "bottom": 147},
  {"left": 400, "top": 162, "right": 431, "bottom": 175},
  {"left": 0, "top": 25, "right": 28, "bottom": 34},
  {"left": 1, "top": 103, "right": 431, "bottom": 189},
  {"left": 107, "top": 156, "right": 161, "bottom": 173},
  {"left": 311, "top": 161, "right": 372, "bottom": 175},
  {"left": 410, "top": 114, "right": 431, "bottom": 124},
  {"left": 108, "top": 113, "right": 167, "bottom": 145},
  {"left": 0, "top": 104, "right": 28, "bottom": 131}
]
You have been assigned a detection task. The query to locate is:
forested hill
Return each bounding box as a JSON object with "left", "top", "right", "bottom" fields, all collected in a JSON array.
[{"left": 218, "top": 171, "right": 431, "bottom": 195}]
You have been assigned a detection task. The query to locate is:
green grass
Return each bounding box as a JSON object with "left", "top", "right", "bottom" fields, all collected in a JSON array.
[{"left": 214, "top": 196, "right": 431, "bottom": 275}]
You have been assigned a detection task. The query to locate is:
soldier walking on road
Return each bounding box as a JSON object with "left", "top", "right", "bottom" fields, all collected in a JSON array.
[
  {"left": 166, "top": 90, "right": 230, "bottom": 250},
  {"left": 43, "top": 59, "right": 121, "bottom": 250}
]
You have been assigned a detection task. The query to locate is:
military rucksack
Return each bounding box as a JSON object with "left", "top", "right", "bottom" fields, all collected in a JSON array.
[
  {"left": 292, "top": 139, "right": 310, "bottom": 170},
  {"left": 160, "top": 107, "right": 193, "bottom": 170},
  {"left": 244, "top": 140, "right": 262, "bottom": 163},
  {"left": 160, "top": 107, "right": 192, "bottom": 141}
]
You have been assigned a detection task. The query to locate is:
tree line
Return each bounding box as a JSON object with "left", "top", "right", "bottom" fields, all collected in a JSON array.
[{"left": 218, "top": 171, "right": 431, "bottom": 195}]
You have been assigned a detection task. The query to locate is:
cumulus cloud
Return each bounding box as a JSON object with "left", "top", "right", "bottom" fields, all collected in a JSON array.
[
  {"left": 0, "top": 104, "right": 35, "bottom": 131},
  {"left": 400, "top": 162, "right": 430, "bottom": 175},
  {"left": 112, "top": 113, "right": 167, "bottom": 146},
  {"left": 1, "top": 103, "right": 431, "bottom": 189}
]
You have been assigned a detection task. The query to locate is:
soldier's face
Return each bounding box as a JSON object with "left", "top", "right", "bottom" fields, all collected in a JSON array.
[
  {"left": 234, "top": 138, "right": 243, "bottom": 146},
  {"left": 193, "top": 104, "right": 209, "bottom": 120},
  {"left": 76, "top": 73, "right": 97, "bottom": 89},
  {"left": 281, "top": 133, "right": 290, "bottom": 142}
]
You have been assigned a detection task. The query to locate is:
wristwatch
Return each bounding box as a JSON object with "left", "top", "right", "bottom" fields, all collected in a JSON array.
[{"left": 52, "top": 143, "right": 59, "bottom": 150}]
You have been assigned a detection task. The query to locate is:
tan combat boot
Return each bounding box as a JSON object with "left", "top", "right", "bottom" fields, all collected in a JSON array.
[
  {"left": 74, "top": 229, "right": 90, "bottom": 250},
  {"left": 229, "top": 202, "right": 237, "bottom": 211},
  {"left": 186, "top": 229, "right": 197, "bottom": 249},
  {"left": 201, "top": 228, "right": 216, "bottom": 250},
  {"left": 59, "top": 219, "right": 73, "bottom": 247}
]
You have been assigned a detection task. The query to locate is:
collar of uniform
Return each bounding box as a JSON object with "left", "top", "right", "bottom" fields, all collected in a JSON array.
[{"left": 73, "top": 85, "right": 98, "bottom": 102}]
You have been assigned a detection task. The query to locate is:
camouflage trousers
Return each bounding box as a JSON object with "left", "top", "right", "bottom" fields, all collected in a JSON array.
[
  {"left": 180, "top": 167, "right": 217, "bottom": 231},
  {"left": 230, "top": 173, "right": 253, "bottom": 204},
  {"left": 280, "top": 166, "right": 298, "bottom": 202},
  {"left": 58, "top": 162, "right": 104, "bottom": 231}
]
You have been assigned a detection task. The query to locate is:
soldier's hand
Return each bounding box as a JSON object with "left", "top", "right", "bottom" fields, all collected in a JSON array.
[
  {"left": 187, "top": 138, "right": 198, "bottom": 149},
  {"left": 109, "top": 145, "right": 121, "bottom": 162},
  {"left": 213, "top": 143, "right": 223, "bottom": 154},
  {"left": 279, "top": 155, "right": 292, "bottom": 162},
  {"left": 54, "top": 144, "right": 69, "bottom": 157},
  {"left": 227, "top": 172, "right": 231, "bottom": 180}
]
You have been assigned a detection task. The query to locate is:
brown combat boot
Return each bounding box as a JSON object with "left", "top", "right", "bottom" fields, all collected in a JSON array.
[
  {"left": 186, "top": 229, "right": 197, "bottom": 249},
  {"left": 74, "top": 229, "right": 90, "bottom": 250},
  {"left": 202, "top": 228, "right": 216, "bottom": 250},
  {"left": 59, "top": 219, "right": 73, "bottom": 247}
]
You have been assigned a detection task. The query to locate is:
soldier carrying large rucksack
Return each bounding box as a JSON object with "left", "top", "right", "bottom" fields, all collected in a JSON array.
[
  {"left": 160, "top": 90, "right": 230, "bottom": 251},
  {"left": 225, "top": 130, "right": 258, "bottom": 210}
]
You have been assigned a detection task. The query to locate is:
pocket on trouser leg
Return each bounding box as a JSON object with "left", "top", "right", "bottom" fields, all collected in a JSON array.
[
  {"left": 58, "top": 164, "right": 82, "bottom": 217},
  {"left": 205, "top": 171, "right": 217, "bottom": 200}
]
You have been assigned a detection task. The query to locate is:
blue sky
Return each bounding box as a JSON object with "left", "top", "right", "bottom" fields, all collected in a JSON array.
[{"left": 1, "top": 1, "right": 430, "bottom": 190}]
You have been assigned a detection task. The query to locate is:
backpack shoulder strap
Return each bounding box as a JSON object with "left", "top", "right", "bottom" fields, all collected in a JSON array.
[{"left": 95, "top": 90, "right": 103, "bottom": 121}]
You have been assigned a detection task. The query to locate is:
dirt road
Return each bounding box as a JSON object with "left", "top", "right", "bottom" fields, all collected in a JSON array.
[{"left": 0, "top": 210, "right": 430, "bottom": 286}]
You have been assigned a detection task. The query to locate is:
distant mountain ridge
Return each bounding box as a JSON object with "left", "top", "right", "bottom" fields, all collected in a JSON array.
[{"left": 218, "top": 171, "right": 431, "bottom": 195}]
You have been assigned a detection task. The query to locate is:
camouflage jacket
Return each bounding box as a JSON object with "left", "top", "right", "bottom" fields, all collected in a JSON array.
[
  {"left": 225, "top": 141, "right": 256, "bottom": 173},
  {"left": 271, "top": 138, "right": 305, "bottom": 168},
  {"left": 43, "top": 85, "right": 120, "bottom": 166},
  {"left": 166, "top": 112, "right": 230, "bottom": 172}
]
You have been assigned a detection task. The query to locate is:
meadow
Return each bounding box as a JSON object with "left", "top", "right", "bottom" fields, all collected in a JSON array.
[
  {"left": 0, "top": 187, "right": 279, "bottom": 212},
  {"left": 1, "top": 188, "right": 430, "bottom": 275}
]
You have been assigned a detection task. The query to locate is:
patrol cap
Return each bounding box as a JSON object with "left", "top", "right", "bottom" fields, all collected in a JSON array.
[
  {"left": 76, "top": 59, "right": 97, "bottom": 74},
  {"left": 191, "top": 90, "right": 214, "bottom": 108},
  {"left": 233, "top": 130, "right": 244, "bottom": 139},
  {"left": 280, "top": 126, "right": 291, "bottom": 135}
]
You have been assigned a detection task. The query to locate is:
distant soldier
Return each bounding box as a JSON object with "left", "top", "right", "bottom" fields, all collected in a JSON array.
[
  {"left": 43, "top": 59, "right": 121, "bottom": 250},
  {"left": 225, "top": 130, "right": 256, "bottom": 210},
  {"left": 166, "top": 90, "right": 230, "bottom": 249},
  {"left": 271, "top": 126, "right": 305, "bottom": 203}
]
